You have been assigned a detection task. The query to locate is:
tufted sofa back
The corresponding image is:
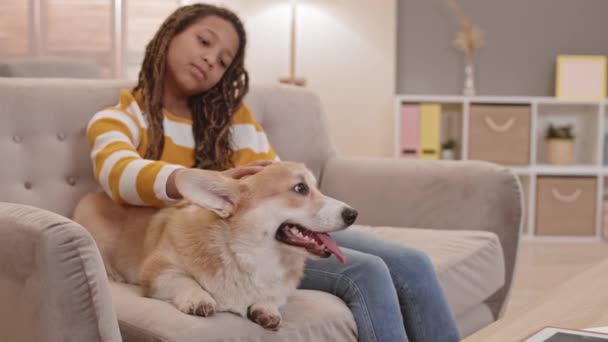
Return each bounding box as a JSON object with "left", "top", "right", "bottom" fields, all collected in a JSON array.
[
  {"left": 0, "top": 57, "right": 102, "bottom": 78},
  {"left": 0, "top": 78, "right": 336, "bottom": 218}
]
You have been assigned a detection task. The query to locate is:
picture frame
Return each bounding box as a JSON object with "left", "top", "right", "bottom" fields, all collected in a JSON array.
[{"left": 555, "top": 55, "right": 607, "bottom": 100}]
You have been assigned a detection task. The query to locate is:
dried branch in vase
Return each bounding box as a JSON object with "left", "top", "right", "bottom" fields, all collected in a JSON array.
[{"left": 447, "top": 0, "right": 484, "bottom": 65}]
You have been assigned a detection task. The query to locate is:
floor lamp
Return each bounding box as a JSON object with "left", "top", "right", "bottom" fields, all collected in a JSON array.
[{"left": 278, "top": 0, "right": 306, "bottom": 86}]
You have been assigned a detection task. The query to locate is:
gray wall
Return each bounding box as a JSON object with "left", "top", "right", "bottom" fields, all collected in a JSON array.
[{"left": 396, "top": 0, "right": 608, "bottom": 96}]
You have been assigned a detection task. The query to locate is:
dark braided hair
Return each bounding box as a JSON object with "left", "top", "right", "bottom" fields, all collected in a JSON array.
[{"left": 133, "top": 4, "right": 248, "bottom": 171}]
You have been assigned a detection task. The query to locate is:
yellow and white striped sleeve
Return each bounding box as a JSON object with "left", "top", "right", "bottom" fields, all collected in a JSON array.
[
  {"left": 231, "top": 105, "right": 280, "bottom": 166},
  {"left": 86, "top": 106, "right": 184, "bottom": 208}
]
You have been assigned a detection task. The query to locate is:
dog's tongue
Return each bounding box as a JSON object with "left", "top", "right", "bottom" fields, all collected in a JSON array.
[{"left": 316, "top": 233, "right": 347, "bottom": 264}]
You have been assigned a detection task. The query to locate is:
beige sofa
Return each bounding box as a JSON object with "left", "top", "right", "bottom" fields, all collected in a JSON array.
[{"left": 0, "top": 77, "right": 523, "bottom": 342}]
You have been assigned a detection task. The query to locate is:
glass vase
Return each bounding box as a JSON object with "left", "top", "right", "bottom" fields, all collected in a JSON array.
[{"left": 463, "top": 62, "right": 476, "bottom": 96}]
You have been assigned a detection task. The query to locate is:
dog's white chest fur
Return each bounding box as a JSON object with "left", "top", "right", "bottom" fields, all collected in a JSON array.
[{"left": 198, "top": 240, "right": 305, "bottom": 315}]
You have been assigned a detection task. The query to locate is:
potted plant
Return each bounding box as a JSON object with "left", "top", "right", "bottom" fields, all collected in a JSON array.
[
  {"left": 545, "top": 124, "right": 575, "bottom": 165},
  {"left": 441, "top": 139, "right": 458, "bottom": 160}
]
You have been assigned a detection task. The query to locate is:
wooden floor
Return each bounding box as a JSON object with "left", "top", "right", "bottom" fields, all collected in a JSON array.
[{"left": 504, "top": 239, "right": 608, "bottom": 315}]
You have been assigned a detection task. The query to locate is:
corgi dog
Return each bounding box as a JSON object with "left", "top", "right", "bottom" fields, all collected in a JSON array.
[{"left": 72, "top": 161, "right": 357, "bottom": 330}]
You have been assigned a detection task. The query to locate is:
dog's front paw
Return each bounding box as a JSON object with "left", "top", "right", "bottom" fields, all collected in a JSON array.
[
  {"left": 247, "top": 303, "right": 281, "bottom": 330},
  {"left": 175, "top": 291, "right": 217, "bottom": 317},
  {"left": 190, "top": 300, "right": 216, "bottom": 317}
]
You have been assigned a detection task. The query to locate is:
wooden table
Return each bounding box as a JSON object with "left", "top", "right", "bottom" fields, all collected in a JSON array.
[{"left": 463, "top": 258, "right": 608, "bottom": 342}]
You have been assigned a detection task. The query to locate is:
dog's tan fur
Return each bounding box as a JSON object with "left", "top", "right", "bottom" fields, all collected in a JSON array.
[{"left": 73, "top": 162, "right": 354, "bottom": 330}]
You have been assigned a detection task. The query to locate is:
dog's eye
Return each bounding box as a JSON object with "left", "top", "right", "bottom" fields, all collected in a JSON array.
[{"left": 293, "top": 183, "right": 309, "bottom": 195}]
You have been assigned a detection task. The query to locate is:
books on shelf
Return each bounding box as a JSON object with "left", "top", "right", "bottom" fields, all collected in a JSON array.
[
  {"left": 398, "top": 102, "right": 442, "bottom": 160},
  {"left": 419, "top": 104, "right": 441, "bottom": 160},
  {"left": 399, "top": 104, "right": 419, "bottom": 158}
]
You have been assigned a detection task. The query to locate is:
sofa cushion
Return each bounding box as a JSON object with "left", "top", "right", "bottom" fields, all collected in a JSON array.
[
  {"left": 111, "top": 283, "right": 357, "bottom": 342},
  {"left": 350, "top": 225, "right": 505, "bottom": 317},
  {"left": 455, "top": 302, "right": 495, "bottom": 338}
]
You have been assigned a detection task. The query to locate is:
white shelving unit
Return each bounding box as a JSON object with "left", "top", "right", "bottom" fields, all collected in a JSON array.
[{"left": 394, "top": 94, "right": 608, "bottom": 241}]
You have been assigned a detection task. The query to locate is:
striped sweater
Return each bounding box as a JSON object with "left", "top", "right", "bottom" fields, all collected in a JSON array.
[{"left": 87, "top": 89, "right": 278, "bottom": 208}]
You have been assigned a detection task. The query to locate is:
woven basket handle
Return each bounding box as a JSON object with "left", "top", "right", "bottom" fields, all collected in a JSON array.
[
  {"left": 551, "top": 188, "right": 582, "bottom": 203},
  {"left": 484, "top": 116, "right": 516, "bottom": 133}
]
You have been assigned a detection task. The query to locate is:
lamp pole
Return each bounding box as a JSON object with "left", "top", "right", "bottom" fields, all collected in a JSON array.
[{"left": 279, "top": 0, "right": 306, "bottom": 86}]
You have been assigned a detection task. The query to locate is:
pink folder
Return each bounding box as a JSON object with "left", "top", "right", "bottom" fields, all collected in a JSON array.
[{"left": 400, "top": 104, "right": 420, "bottom": 158}]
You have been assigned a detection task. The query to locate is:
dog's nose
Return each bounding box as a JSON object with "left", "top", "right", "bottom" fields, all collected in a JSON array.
[{"left": 341, "top": 208, "right": 358, "bottom": 226}]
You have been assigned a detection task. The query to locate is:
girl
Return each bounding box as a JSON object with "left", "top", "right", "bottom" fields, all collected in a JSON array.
[{"left": 87, "top": 4, "right": 459, "bottom": 342}]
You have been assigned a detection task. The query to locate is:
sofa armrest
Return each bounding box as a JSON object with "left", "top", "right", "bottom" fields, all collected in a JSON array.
[
  {"left": 319, "top": 157, "right": 524, "bottom": 318},
  {"left": 0, "top": 202, "right": 121, "bottom": 342}
]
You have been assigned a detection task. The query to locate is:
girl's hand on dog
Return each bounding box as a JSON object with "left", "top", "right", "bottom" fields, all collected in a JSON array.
[
  {"left": 166, "top": 160, "right": 274, "bottom": 199},
  {"left": 222, "top": 160, "right": 275, "bottom": 179}
]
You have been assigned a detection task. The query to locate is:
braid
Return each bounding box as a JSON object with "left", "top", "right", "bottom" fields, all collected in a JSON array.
[{"left": 134, "top": 4, "right": 249, "bottom": 170}]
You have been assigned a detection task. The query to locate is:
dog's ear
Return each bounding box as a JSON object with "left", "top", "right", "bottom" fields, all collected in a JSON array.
[{"left": 174, "top": 169, "right": 240, "bottom": 218}]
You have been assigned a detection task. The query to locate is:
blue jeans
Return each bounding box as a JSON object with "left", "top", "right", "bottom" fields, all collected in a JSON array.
[{"left": 299, "top": 229, "right": 460, "bottom": 342}]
